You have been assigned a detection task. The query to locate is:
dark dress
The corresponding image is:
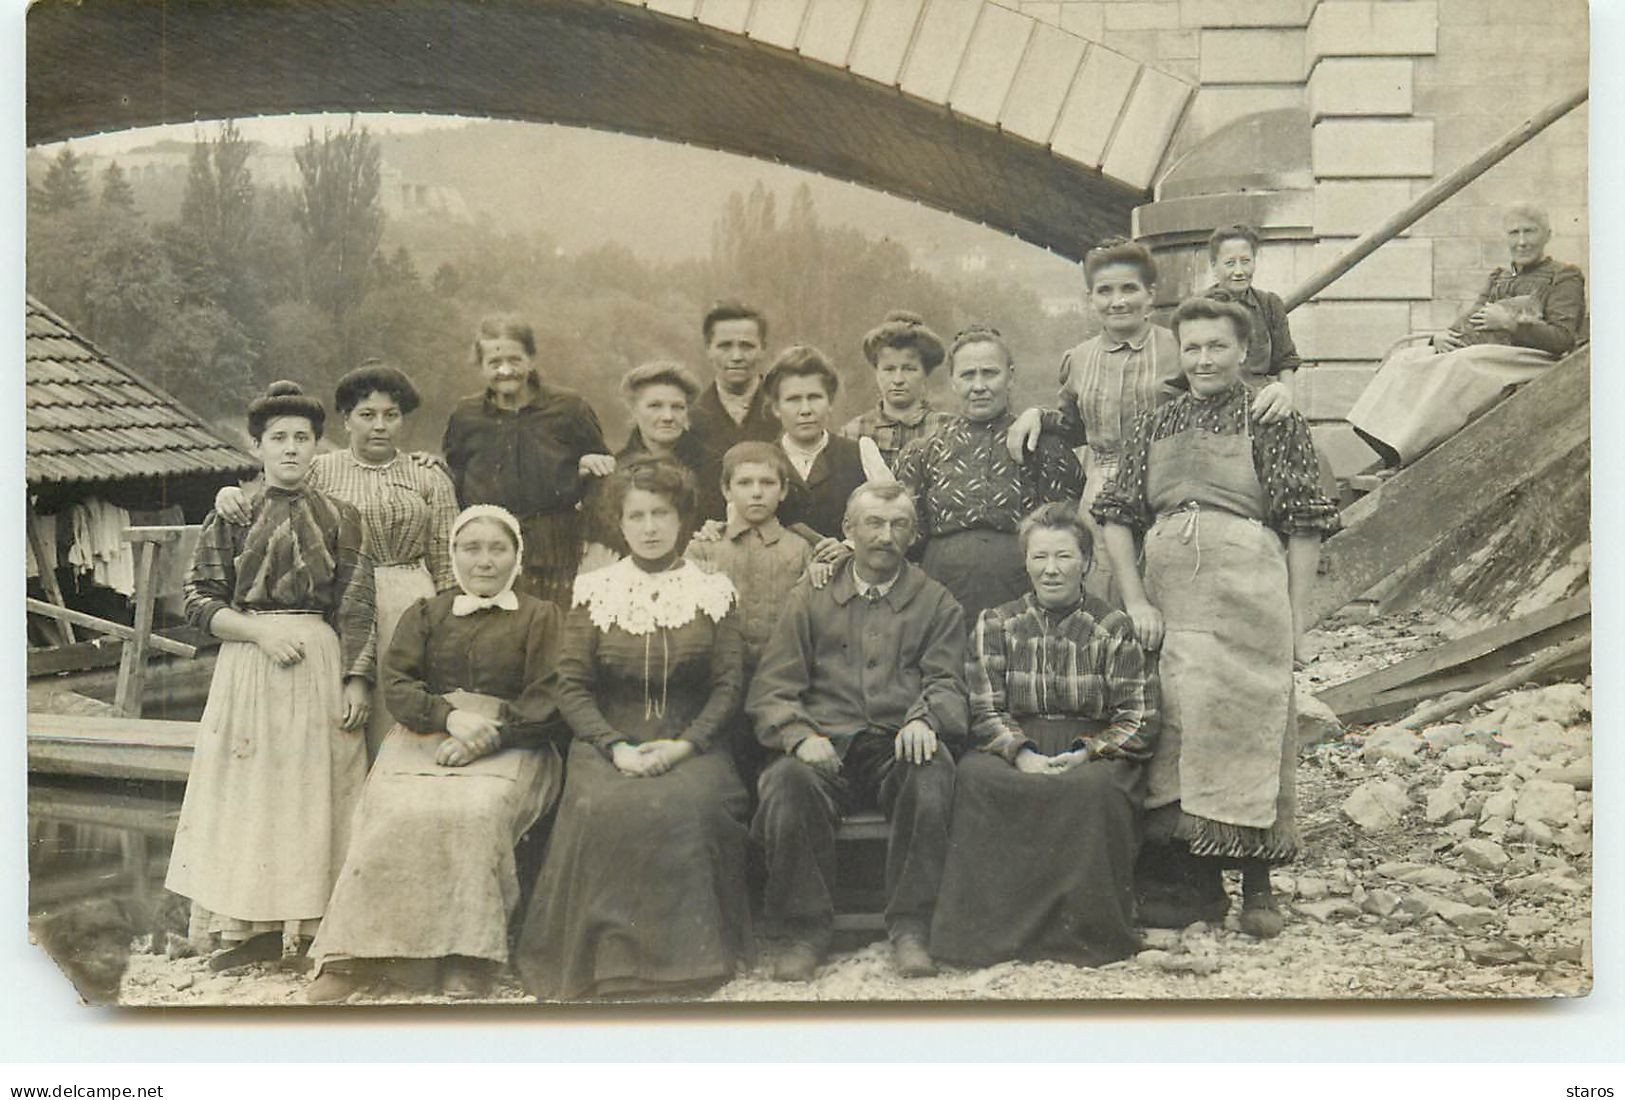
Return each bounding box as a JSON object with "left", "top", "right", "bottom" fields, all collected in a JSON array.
[
  {"left": 931, "top": 594, "right": 1156, "bottom": 966},
  {"left": 778, "top": 434, "right": 869, "bottom": 541},
  {"left": 515, "top": 558, "right": 751, "bottom": 999}
]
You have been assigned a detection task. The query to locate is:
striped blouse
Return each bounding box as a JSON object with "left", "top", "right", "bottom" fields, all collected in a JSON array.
[
  {"left": 308, "top": 450, "right": 457, "bottom": 590},
  {"left": 184, "top": 484, "right": 378, "bottom": 682},
  {"left": 1041, "top": 326, "right": 1183, "bottom": 458},
  {"left": 967, "top": 593, "right": 1157, "bottom": 764}
]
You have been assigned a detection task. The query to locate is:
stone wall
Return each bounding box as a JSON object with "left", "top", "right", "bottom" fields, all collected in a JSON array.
[{"left": 1007, "top": 0, "right": 1589, "bottom": 475}]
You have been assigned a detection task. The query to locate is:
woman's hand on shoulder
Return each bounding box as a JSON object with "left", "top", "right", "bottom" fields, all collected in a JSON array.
[
  {"left": 215, "top": 485, "right": 254, "bottom": 525},
  {"left": 1005, "top": 407, "right": 1044, "bottom": 461},
  {"left": 1123, "top": 599, "right": 1165, "bottom": 651},
  {"left": 578, "top": 453, "right": 617, "bottom": 478},
  {"left": 1013, "top": 747, "right": 1050, "bottom": 774},
  {"left": 1250, "top": 381, "right": 1294, "bottom": 424},
  {"left": 689, "top": 518, "right": 727, "bottom": 545}
]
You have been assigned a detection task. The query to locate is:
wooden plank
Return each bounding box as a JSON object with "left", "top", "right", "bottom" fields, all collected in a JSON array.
[
  {"left": 27, "top": 637, "right": 127, "bottom": 677},
  {"left": 1317, "top": 595, "right": 1588, "bottom": 709},
  {"left": 28, "top": 785, "right": 181, "bottom": 834},
  {"left": 27, "top": 712, "right": 199, "bottom": 781},
  {"left": 25, "top": 501, "right": 73, "bottom": 646},
  {"left": 27, "top": 711, "right": 200, "bottom": 742},
  {"left": 28, "top": 857, "right": 170, "bottom": 908},
  {"left": 1399, "top": 634, "right": 1590, "bottom": 730},
  {"left": 114, "top": 541, "right": 161, "bottom": 717},
  {"left": 1306, "top": 346, "right": 1589, "bottom": 627},
  {"left": 121, "top": 524, "right": 195, "bottom": 544},
  {"left": 25, "top": 598, "right": 198, "bottom": 658}
]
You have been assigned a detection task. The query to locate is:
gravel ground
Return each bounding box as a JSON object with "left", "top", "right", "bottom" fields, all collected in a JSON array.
[{"left": 115, "top": 610, "right": 1593, "bottom": 1007}]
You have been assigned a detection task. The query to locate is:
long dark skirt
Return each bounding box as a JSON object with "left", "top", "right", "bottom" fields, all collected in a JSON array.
[
  {"left": 515, "top": 740, "right": 753, "bottom": 1000},
  {"left": 921, "top": 529, "right": 1027, "bottom": 628},
  {"left": 930, "top": 718, "right": 1145, "bottom": 967}
]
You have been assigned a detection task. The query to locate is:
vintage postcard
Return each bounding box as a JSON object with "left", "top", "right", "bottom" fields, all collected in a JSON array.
[{"left": 21, "top": 0, "right": 1591, "bottom": 1008}]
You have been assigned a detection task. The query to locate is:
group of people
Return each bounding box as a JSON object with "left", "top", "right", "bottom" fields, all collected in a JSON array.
[{"left": 159, "top": 206, "right": 1578, "bottom": 1002}]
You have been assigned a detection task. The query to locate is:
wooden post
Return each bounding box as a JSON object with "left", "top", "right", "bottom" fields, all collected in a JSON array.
[
  {"left": 24, "top": 501, "right": 73, "bottom": 646},
  {"left": 113, "top": 541, "right": 161, "bottom": 718},
  {"left": 112, "top": 526, "right": 188, "bottom": 719},
  {"left": 1282, "top": 86, "right": 1589, "bottom": 312}
]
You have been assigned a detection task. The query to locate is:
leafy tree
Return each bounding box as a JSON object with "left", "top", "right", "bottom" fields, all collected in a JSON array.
[
  {"left": 37, "top": 145, "right": 90, "bottom": 215},
  {"left": 100, "top": 161, "right": 135, "bottom": 210},
  {"left": 294, "top": 120, "right": 384, "bottom": 345},
  {"left": 179, "top": 121, "right": 255, "bottom": 272}
]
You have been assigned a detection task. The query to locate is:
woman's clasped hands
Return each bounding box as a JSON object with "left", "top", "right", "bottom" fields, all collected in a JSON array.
[
  {"left": 439, "top": 708, "right": 503, "bottom": 767},
  {"left": 1014, "top": 747, "right": 1090, "bottom": 775},
  {"left": 611, "top": 738, "right": 696, "bottom": 778}
]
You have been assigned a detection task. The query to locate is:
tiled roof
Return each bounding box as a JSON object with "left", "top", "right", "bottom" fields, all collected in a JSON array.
[{"left": 25, "top": 297, "right": 259, "bottom": 487}]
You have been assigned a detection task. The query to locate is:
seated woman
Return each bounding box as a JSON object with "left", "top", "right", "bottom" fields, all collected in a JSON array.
[
  {"left": 1348, "top": 203, "right": 1586, "bottom": 468},
  {"left": 1094, "top": 297, "right": 1341, "bottom": 939},
  {"left": 306, "top": 505, "right": 566, "bottom": 1002},
  {"left": 515, "top": 461, "right": 752, "bottom": 1000},
  {"left": 930, "top": 503, "right": 1155, "bottom": 967}
]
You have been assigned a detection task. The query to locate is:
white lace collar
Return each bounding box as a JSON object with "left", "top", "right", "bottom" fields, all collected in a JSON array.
[{"left": 572, "top": 557, "right": 736, "bottom": 635}]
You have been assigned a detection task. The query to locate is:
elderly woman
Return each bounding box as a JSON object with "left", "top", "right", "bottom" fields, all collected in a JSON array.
[
  {"left": 306, "top": 505, "right": 565, "bottom": 1002},
  {"left": 1093, "top": 297, "right": 1341, "bottom": 938},
  {"left": 582, "top": 361, "right": 713, "bottom": 569},
  {"left": 839, "top": 309, "right": 954, "bottom": 473},
  {"left": 1348, "top": 203, "right": 1587, "bottom": 467},
  {"left": 930, "top": 503, "right": 1155, "bottom": 967},
  {"left": 214, "top": 361, "right": 457, "bottom": 760},
  {"left": 515, "top": 460, "right": 751, "bottom": 1000},
  {"left": 891, "top": 324, "right": 1083, "bottom": 626}
]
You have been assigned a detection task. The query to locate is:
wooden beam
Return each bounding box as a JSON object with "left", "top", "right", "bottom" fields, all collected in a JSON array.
[
  {"left": 27, "top": 712, "right": 197, "bottom": 783},
  {"left": 1315, "top": 595, "right": 1589, "bottom": 723},
  {"left": 121, "top": 525, "right": 194, "bottom": 544},
  {"left": 24, "top": 598, "right": 198, "bottom": 659},
  {"left": 1399, "top": 634, "right": 1591, "bottom": 730},
  {"left": 114, "top": 540, "right": 161, "bottom": 717},
  {"left": 27, "top": 637, "right": 127, "bottom": 677},
  {"left": 1306, "top": 346, "right": 1589, "bottom": 627},
  {"left": 25, "top": 501, "right": 73, "bottom": 646}
]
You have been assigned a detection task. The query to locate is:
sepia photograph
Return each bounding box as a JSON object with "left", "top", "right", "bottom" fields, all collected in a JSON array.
[{"left": 19, "top": 0, "right": 1594, "bottom": 1012}]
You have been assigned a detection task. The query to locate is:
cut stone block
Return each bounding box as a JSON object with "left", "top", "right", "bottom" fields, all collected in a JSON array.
[
  {"left": 1309, "top": 58, "right": 1414, "bottom": 119},
  {"left": 1309, "top": 0, "right": 1438, "bottom": 62},
  {"left": 1050, "top": 45, "right": 1140, "bottom": 167},
  {"left": 1294, "top": 301, "right": 1412, "bottom": 360},
  {"left": 950, "top": 1, "right": 1035, "bottom": 125},
  {"left": 696, "top": 0, "right": 753, "bottom": 33},
  {"left": 798, "top": 0, "right": 866, "bottom": 66},
  {"left": 1000, "top": 21, "right": 1089, "bottom": 144},
  {"left": 1102, "top": 67, "right": 1193, "bottom": 189},
  {"left": 1309, "top": 238, "right": 1433, "bottom": 300},
  {"left": 1200, "top": 26, "right": 1306, "bottom": 83},
  {"left": 900, "top": 0, "right": 983, "bottom": 102},
  {"left": 746, "top": 0, "right": 810, "bottom": 48},
  {"left": 1312, "top": 119, "right": 1435, "bottom": 178},
  {"left": 1313, "top": 181, "right": 1416, "bottom": 237},
  {"left": 848, "top": 0, "right": 927, "bottom": 83}
]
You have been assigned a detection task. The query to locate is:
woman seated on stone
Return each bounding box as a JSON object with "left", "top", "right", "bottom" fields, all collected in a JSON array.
[
  {"left": 516, "top": 460, "right": 751, "bottom": 1000},
  {"left": 306, "top": 505, "right": 566, "bottom": 1002},
  {"left": 930, "top": 503, "right": 1156, "bottom": 967}
]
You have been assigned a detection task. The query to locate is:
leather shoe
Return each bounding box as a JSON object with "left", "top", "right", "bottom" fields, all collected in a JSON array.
[
  {"left": 771, "top": 941, "right": 823, "bottom": 982},
  {"left": 892, "top": 933, "right": 937, "bottom": 978},
  {"left": 304, "top": 967, "right": 365, "bottom": 1004}
]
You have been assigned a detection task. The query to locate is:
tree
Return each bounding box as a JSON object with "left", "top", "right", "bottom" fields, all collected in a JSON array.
[
  {"left": 179, "top": 121, "right": 255, "bottom": 270},
  {"left": 37, "top": 145, "right": 90, "bottom": 215},
  {"left": 100, "top": 161, "right": 135, "bottom": 210},
  {"left": 294, "top": 119, "right": 384, "bottom": 343}
]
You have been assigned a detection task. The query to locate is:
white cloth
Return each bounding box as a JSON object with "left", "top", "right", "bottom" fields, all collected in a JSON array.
[
  {"left": 452, "top": 590, "right": 520, "bottom": 616},
  {"left": 66, "top": 499, "right": 135, "bottom": 595}
]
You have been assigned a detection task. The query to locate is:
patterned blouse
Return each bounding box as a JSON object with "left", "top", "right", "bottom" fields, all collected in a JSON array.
[
  {"left": 839, "top": 401, "right": 956, "bottom": 468},
  {"left": 383, "top": 590, "right": 565, "bottom": 749},
  {"left": 1450, "top": 256, "right": 1587, "bottom": 357},
  {"left": 1042, "top": 326, "right": 1184, "bottom": 458},
  {"left": 308, "top": 450, "right": 457, "bottom": 590},
  {"left": 968, "top": 594, "right": 1157, "bottom": 764},
  {"left": 184, "top": 484, "right": 377, "bottom": 681},
  {"left": 891, "top": 413, "right": 1084, "bottom": 539},
  {"left": 1091, "top": 383, "right": 1343, "bottom": 538}
]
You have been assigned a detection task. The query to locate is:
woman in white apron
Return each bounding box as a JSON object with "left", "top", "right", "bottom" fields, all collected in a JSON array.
[{"left": 1093, "top": 298, "right": 1341, "bottom": 939}]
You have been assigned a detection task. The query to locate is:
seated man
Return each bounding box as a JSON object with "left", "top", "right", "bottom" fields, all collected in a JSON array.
[
  {"left": 1347, "top": 203, "right": 1586, "bottom": 468},
  {"left": 747, "top": 482, "right": 966, "bottom": 982}
]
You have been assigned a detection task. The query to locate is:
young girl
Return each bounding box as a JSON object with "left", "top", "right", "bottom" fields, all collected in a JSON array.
[{"left": 166, "top": 381, "right": 376, "bottom": 970}]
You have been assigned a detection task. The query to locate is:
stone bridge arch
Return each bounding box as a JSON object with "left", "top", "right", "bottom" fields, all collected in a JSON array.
[{"left": 28, "top": 0, "right": 1194, "bottom": 260}]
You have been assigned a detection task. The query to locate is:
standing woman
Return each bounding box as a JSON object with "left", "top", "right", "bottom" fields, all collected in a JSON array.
[
  {"left": 516, "top": 461, "right": 751, "bottom": 1000},
  {"left": 891, "top": 325, "right": 1083, "bottom": 627},
  {"left": 839, "top": 309, "right": 954, "bottom": 474},
  {"left": 1093, "top": 298, "right": 1340, "bottom": 938},
  {"left": 307, "top": 505, "right": 566, "bottom": 1002},
  {"left": 215, "top": 362, "right": 457, "bottom": 760},
  {"left": 166, "top": 381, "right": 376, "bottom": 969},
  {"left": 443, "top": 314, "right": 616, "bottom": 607}
]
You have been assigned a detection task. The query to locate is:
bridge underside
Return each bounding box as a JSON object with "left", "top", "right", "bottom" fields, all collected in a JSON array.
[{"left": 28, "top": 0, "right": 1149, "bottom": 259}]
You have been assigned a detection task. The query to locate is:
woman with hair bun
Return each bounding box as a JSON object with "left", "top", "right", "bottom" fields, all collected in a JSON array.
[
  {"left": 840, "top": 309, "right": 954, "bottom": 473},
  {"left": 516, "top": 460, "right": 751, "bottom": 1000},
  {"left": 166, "top": 381, "right": 377, "bottom": 971},
  {"left": 214, "top": 360, "right": 458, "bottom": 760}
]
